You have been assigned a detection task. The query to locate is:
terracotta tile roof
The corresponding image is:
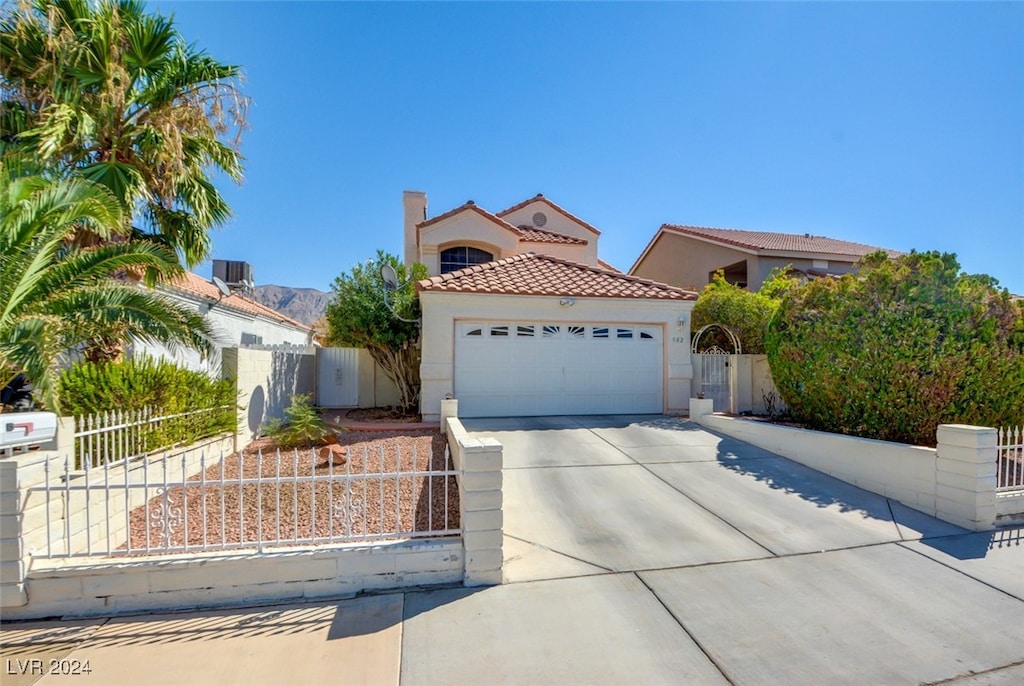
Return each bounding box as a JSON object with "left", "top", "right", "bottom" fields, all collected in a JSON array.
[
  {"left": 416, "top": 201, "right": 520, "bottom": 234},
  {"left": 661, "top": 224, "right": 898, "bottom": 257},
  {"left": 164, "top": 272, "right": 312, "bottom": 331},
  {"left": 497, "top": 194, "right": 602, "bottom": 236},
  {"left": 418, "top": 253, "right": 696, "bottom": 300},
  {"left": 514, "top": 226, "right": 588, "bottom": 245}
]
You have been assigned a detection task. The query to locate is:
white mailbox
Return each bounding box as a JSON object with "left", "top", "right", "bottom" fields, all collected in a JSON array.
[{"left": 0, "top": 412, "right": 58, "bottom": 452}]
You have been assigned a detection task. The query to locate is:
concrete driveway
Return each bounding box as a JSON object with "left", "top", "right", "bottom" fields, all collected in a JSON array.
[{"left": 4, "top": 415, "right": 1023, "bottom": 685}]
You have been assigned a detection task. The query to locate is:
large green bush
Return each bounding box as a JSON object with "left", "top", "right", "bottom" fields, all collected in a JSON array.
[
  {"left": 59, "top": 357, "right": 236, "bottom": 453},
  {"left": 766, "top": 251, "right": 1024, "bottom": 446}
]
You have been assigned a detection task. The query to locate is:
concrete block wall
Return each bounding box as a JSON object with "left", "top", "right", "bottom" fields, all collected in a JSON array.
[
  {"left": 446, "top": 417, "right": 503, "bottom": 586},
  {"left": 691, "top": 404, "right": 998, "bottom": 531},
  {"left": 1, "top": 450, "right": 58, "bottom": 608},
  {"left": 935, "top": 425, "right": 997, "bottom": 531},
  {"left": 0, "top": 416, "right": 73, "bottom": 609},
  {"left": 2, "top": 539, "right": 462, "bottom": 619},
  {"left": 222, "top": 346, "right": 316, "bottom": 448}
]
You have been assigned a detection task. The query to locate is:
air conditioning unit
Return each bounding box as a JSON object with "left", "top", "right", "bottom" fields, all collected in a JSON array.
[{"left": 212, "top": 260, "right": 254, "bottom": 289}]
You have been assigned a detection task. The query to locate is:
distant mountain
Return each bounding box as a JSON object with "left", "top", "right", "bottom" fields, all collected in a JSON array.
[{"left": 253, "top": 285, "right": 332, "bottom": 326}]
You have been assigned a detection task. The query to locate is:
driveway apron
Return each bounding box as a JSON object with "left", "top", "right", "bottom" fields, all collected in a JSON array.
[{"left": 454, "top": 415, "right": 1024, "bottom": 685}]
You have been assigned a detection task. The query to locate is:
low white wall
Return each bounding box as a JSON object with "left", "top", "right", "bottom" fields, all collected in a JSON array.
[
  {"left": 3, "top": 539, "right": 462, "bottom": 620},
  {"left": 446, "top": 417, "right": 503, "bottom": 586},
  {"left": 692, "top": 408, "right": 998, "bottom": 531}
]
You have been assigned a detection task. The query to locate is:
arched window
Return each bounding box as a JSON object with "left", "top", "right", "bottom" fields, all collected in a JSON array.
[{"left": 440, "top": 246, "right": 493, "bottom": 273}]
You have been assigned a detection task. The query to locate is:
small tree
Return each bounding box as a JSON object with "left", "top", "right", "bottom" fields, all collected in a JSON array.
[
  {"left": 324, "top": 251, "right": 428, "bottom": 413},
  {"left": 263, "top": 394, "right": 328, "bottom": 449},
  {"left": 766, "top": 250, "right": 1024, "bottom": 445}
]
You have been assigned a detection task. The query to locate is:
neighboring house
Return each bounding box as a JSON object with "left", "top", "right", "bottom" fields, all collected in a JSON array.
[
  {"left": 629, "top": 224, "right": 900, "bottom": 291},
  {"left": 405, "top": 191, "right": 697, "bottom": 421},
  {"left": 131, "top": 270, "right": 314, "bottom": 375}
]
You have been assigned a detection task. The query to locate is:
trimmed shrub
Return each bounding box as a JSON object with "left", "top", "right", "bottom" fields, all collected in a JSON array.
[
  {"left": 692, "top": 269, "right": 796, "bottom": 353},
  {"left": 59, "top": 356, "right": 236, "bottom": 450},
  {"left": 766, "top": 251, "right": 1024, "bottom": 446}
]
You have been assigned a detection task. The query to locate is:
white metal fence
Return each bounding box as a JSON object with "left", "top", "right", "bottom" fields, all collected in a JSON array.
[
  {"left": 996, "top": 425, "right": 1023, "bottom": 494},
  {"left": 37, "top": 444, "right": 459, "bottom": 559},
  {"left": 74, "top": 406, "right": 232, "bottom": 468}
]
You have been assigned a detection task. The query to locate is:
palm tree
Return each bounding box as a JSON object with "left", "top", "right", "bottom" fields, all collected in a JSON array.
[
  {"left": 1, "top": 161, "right": 217, "bottom": 412},
  {"left": 0, "top": 0, "right": 246, "bottom": 267}
]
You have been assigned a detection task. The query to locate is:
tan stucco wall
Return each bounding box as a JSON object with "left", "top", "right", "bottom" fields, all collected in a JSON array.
[
  {"left": 500, "top": 200, "right": 599, "bottom": 265},
  {"left": 355, "top": 349, "right": 401, "bottom": 408},
  {"left": 501, "top": 201, "right": 595, "bottom": 243},
  {"left": 419, "top": 214, "right": 521, "bottom": 275},
  {"left": 753, "top": 255, "right": 859, "bottom": 286},
  {"left": 631, "top": 232, "right": 754, "bottom": 291},
  {"left": 418, "top": 291, "right": 695, "bottom": 420},
  {"left": 518, "top": 240, "right": 589, "bottom": 263}
]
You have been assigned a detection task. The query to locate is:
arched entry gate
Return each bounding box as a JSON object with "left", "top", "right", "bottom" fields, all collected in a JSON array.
[{"left": 691, "top": 324, "right": 742, "bottom": 412}]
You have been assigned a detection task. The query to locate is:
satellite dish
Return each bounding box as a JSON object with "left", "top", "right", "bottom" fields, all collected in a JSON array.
[
  {"left": 380, "top": 263, "right": 399, "bottom": 292},
  {"left": 211, "top": 276, "right": 232, "bottom": 298}
]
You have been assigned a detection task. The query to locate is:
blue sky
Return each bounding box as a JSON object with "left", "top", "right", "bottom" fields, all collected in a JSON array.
[{"left": 155, "top": 1, "right": 1023, "bottom": 294}]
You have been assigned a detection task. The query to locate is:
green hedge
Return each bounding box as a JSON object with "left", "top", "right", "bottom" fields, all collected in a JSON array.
[
  {"left": 692, "top": 269, "right": 797, "bottom": 354},
  {"left": 766, "top": 251, "right": 1024, "bottom": 446},
  {"left": 60, "top": 357, "right": 236, "bottom": 457}
]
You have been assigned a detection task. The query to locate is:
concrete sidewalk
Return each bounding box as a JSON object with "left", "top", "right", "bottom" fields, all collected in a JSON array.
[{"left": 3, "top": 415, "right": 1023, "bottom": 685}]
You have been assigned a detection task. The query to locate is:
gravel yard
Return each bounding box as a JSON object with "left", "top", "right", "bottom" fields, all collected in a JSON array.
[{"left": 123, "top": 429, "right": 459, "bottom": 554}]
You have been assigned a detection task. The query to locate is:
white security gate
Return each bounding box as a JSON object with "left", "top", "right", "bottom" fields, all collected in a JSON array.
[
  {"left": 317, "top": 347, "right": 359, "bottom": 407},
  {"left": 696, "top": 349, "right": 731, "bottom": 412},
  {"left": 454, "top": 322, "right": 663, "bottom": 417}
]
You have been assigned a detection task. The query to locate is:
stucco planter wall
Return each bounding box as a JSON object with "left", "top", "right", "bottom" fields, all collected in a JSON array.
[{"left": 690, "top": 408, "right": 998, "bottom": 532}]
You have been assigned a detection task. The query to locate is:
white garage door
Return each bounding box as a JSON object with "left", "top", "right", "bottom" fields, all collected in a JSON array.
[{"left": 454, "top": 321, "right": 663, "bottom": 417}]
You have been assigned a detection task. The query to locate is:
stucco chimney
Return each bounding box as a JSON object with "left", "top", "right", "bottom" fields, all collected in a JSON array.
[{"left": 403, "top": 190, "right": 427, "bottom": 267}]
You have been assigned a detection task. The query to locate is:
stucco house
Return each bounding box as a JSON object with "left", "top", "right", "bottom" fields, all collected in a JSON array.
[
  {"left": 131, "top": 270, "right": 314, "bottom": 375},
  {"left": 629, "top": 224, "right": 899, "bottom": 291},
  {"left": 404, "top": 191, "right": 697, "bottom": 420}
]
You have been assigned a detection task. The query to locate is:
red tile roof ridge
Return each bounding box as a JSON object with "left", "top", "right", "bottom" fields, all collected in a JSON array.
[
  {"left": 514, "top": 226, "right": 588, "bottom": 245},
  {"left": 416, "top": 200, "right": 520, "bottom": 234},
  {"left": 496, "top": 194, "right": 602, "bottom": 236},
  {"left": 660, "top": 224, "right": 899, "bottom": 257}
]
